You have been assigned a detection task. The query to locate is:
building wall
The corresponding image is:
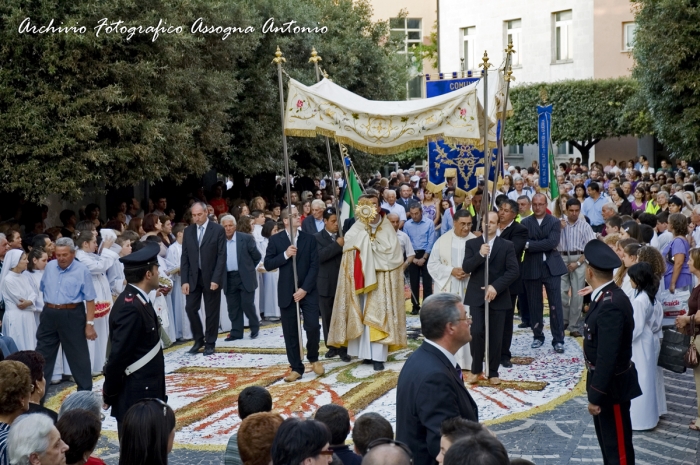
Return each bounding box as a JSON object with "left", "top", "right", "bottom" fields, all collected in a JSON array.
[
  {"left": 592, "top": 0, "right": 635, "bottom": 79},
  {"left": 369, "top": 0, "right": 438, "bottom": 75}
]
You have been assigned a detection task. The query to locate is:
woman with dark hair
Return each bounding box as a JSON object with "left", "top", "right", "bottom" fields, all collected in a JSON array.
[
  {"left": 619, "top": 220, "right": 643, "bottom": 243},
  {"left": 84, "top": 204, "right": 103, "bottom": 229},
  {"left": 5, "top": 351, "right": 57, "bottom": 422},
  {"left": 127, "top": 217, "right": 145, "bottom": 237},
  {"left": 611, "top": 187, "right": 632, "bottom": 216},
  {"left": 260, "top": 221, "right": 281, "bottom": 320},
  {"left": 574, "top": 184, "right": 587, "bottom": 203},
  {"left": 627, "top": 262, "right": 664, "bottom": 430},
  {"left": 271, "top": 418, "right": 332, "bottom": 465},
  {"left": 158, "top": 216, "right": 174, "bottom": 247},
  {"left": 237, "top": 216, "right": 254, "bottom": 234},
  {"left": 631, "top": 186, "right": 647, "bottom": 212},
  {"left": 141, "top": 214, "right": 167, "bottom": 257},
  {"left": 56, "top": 409, "right": 104, "bottom": 465},
  {"left": 119, "top": 399, "right": 176, "bottom": 465},
  {"left": 300, "top": 200, "right": 312, "bottom": 223},
  {"left": 23, "top": 248, "right": 48, "bottom": 324}
]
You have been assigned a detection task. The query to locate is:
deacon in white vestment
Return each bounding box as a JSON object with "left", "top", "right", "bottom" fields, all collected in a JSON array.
[{"left": 427, "top": 209, "right": 475, "bottom": 368}]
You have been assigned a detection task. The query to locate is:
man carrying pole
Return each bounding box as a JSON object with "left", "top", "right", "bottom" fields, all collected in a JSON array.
[{"left": 267, "top": 47, "right": 323, "bottom": 382}]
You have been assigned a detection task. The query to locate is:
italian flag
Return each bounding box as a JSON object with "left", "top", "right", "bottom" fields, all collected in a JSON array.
[{"left": 339, "top": 165, "right": 363, "bottom": 226}]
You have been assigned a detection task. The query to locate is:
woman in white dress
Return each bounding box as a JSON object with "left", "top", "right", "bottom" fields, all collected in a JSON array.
[
  {"left": 166, "top": 224, "right": 193, "bottom": 340},
  {"left": 627, "top": 262, "right": 663, "bottom": 430},
  {"left": 75, "top": 230, "right": 119, "bottom": 374},
  {"left": 0, "top": 250, "right": 38, "bottom": 350},
  {"left": 614, "top": 242, "right": 641, "bottom": 299},
  {"left": 144, "top": 236, "right": 176, "bottom": 343},
  {"left": 260, "top": 221, "right": 281, "bottom": 319}
]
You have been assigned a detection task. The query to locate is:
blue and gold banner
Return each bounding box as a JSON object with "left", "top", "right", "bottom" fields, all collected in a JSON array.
[
  {"left": 537, "top": 105, "right": 553, "bottom": 188},
  {"left": 426, "top": 77, "right": 479, "bottom": 98}
]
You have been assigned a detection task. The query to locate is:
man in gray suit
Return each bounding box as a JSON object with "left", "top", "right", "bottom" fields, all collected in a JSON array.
[
  {"left": 221, "top": 215, "right": 262, "bottom": 342},
  {"left": 521, "top": 193, "right": 567, "bottom": 353},
  {"left": 181, "top": 201, "right": 227, "bottom": 356}
]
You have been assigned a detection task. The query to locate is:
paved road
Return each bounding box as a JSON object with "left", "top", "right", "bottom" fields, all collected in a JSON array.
[{"left": 76, "top": 365, "right": 699, "bottom": 465}]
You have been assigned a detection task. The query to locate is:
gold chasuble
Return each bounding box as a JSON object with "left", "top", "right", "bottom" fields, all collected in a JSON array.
[{"left": 328, "top": 208, "right": 406, "bottom": 352}]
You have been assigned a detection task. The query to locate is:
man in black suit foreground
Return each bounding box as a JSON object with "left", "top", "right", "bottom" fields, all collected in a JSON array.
[
  {"left": 462, "top": 211, "right": 519, "bottom": 385},
  {"left": 220, "top": 215, "right": 262, "bottom": 341},
  {"left": 181, "top": 201, "right": 227, "bottom": 356},
  {"left": 315, "top": 207, "right": 350, "bottom": 362},
  {"left": 264, "top": 206, "right": 324, "bottom": 382},
  {"left": 396, "top": 293, "right": 478, "bottom": 465},
  {"left": 496, "top": 199, "right": 528, "bottom": 368}
]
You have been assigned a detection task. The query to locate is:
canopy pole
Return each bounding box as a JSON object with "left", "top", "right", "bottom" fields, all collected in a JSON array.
[
  {"left": 273, "top": 46, "right": 304, "bottom": 362},
  {"left": 479, "top": 51, "right": 492, "bottom": 376},
  {"left": 309, "top": 48, "right": 344, "bottom": 237},
  {"left": 338, "top": 143, "right": 357, "bottom": 212}
]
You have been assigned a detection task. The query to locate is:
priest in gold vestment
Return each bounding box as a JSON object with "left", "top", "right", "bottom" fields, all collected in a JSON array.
[{"left": 327, "top": 193, "right": 407, "bottom": 371}]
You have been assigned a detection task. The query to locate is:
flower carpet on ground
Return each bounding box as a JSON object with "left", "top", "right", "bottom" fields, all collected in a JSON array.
[{"left": 48, "top": 317, "right": 583, "bottom": 449}]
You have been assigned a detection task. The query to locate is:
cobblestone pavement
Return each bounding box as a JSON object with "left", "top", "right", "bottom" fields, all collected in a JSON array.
[{"left": 47, "top": 319, "right": 699, "bottom": 465}]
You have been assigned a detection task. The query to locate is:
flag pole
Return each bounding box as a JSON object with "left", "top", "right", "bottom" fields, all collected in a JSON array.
[
  {"left": 479, "top": 51, "right": 492, "bottom": 374},
  {"left": 339, "top": 143, "right": 357, "bottom": 211},
  {"left": 309, "top": 48, "right": 344, "bottom": 237},
  {"left": 490, "top": 40, "right": 516, "bottom": 208},
  {"left": 273, "top": 46, "right": 304, "bottom": 362}
]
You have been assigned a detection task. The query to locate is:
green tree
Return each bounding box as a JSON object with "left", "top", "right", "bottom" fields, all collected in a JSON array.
[
  {"left": 0, "top": 0, "right": 409, "bottom": 200},
  {"left": 632, "top": 0, "right": 700, "bottom": 161},
  {"left": 503, "top": 78, "right": 650, "bottom": 165}
]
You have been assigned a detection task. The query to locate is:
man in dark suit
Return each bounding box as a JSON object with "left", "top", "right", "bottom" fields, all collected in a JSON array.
[
  {"left": 462, "top": 211, "right": 519, "bottom": 385},
  {"left": 396, "top": 293, "right": 478, "bottom": 465},
  {"left": 181, "top": 201, "right": 227, "bottom": 356},
  {"left": 220, "top": 214, "right": 262, "bottom": 341},
  {"left": 496, "top": 198, "right": 528, "bottom": 368},
  {"left": 103, "top": 242, "right": 165, "bottom": 435},
  {"left": 521, "top": 193, "right": 567, "bottom": 353},
  {"left": 264, "top": 206, "right": 324, "bottom": 382},
  {"left": 301, "top": 199, "right": 326, "bottom": 234},
  {"left": 398, "top": 183, "right": 420, "bottom": 212},
  {"left": 582, "top": 240, "right": 641, "bottom": 465},
  {"left": 315, "top": 207, "right": 350, "bottom": 362}
]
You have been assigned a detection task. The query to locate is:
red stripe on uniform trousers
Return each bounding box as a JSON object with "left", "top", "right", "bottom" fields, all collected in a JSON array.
[{"left": 613, "top": 404, "right": 628, "bottom": 465}]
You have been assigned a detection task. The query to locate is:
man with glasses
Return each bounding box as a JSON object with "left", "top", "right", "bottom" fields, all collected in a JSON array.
[
  {"left": 264, "top": 206, "right": 324, "bottom": 382},
  {"left": 103, "top": 242, "right": 166, "bottom": 435},
  {"left": 396, "top": 293, "right": 478, "bottom": 465}
]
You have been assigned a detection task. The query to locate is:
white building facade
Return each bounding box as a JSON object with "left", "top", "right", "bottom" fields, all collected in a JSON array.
[{"left": 437, "top": 0, "right": 650, "bottom": 167}]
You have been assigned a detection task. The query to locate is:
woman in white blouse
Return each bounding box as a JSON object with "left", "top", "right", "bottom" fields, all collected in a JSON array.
[
  {"left": 627, "top": 262, "right": 665, "bottom": 430},
  {"left": 0, "top": 250, "right": 38, "bottom": 350},
  {"left": 75, "top": 230, "right": 119, "bottom": 374}
]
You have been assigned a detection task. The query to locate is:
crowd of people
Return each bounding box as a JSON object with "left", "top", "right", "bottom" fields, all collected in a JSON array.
[{"left": 0, "top": 153, "right": 697, "bottom": 464}]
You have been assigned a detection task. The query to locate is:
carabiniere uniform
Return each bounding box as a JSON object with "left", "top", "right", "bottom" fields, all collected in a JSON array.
[
  {"left": 582, "top": 241, "right": 642, "bottom": 465},
  {"left": 103, "top": 243, "right": 166, "bottom": 430}
]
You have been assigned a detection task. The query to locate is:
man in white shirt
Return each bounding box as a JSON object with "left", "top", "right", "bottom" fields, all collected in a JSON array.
[
  {"left": 655, "top": 211, "right": 673, "bottom": 252},
  {"left": 507, "top": 176, "right": 533, "bottom": 202},
  {"left": 388, "top": 214, "right": 415, "bottom": 269},
  {"left": 381, "top": 189, "right": 407, "bottom": 228}
]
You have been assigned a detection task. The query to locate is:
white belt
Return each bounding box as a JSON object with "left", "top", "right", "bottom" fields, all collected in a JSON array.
[{"left": 125, "top": 342, "right": 161, "bottom": 376}]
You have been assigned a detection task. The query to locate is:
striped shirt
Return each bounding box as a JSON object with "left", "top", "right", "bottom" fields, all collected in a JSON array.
[
  {"left": 0, "top": 422, "right": 10, "bottom": 465},
  {"left": 558, "top": 216, "right": 596, "bottom": 254}
]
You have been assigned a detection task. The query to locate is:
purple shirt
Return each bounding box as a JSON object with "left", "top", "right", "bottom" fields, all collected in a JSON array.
[{"left": 663, "top": 237, "right": 692, "bottom": 289}]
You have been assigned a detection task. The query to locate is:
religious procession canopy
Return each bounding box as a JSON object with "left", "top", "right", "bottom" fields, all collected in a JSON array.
[{"left": 284, "top": 77, "right": 491, "bottom": 155}]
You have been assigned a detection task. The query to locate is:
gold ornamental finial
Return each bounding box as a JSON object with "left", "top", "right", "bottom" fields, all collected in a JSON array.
[
  {"left": 272, "top": 46, "right": 286, "bottom": 65},
  {"left": 356, "top": 198, "right": 378, "bottom": 226},
  {"left": 309, "top": 47, "right": 322, "bottom": 64},
  {"left": 505, "top": 38, "right": 516, "bottom": 56},
  {"left": 539, "top": 87, "right": 549, "bottom": 104},
  {"left": 321, "top": 68, "right": 331, "bottom": 81},
  {"left": 505, "top": 65, "right": 515, "bottom": 82},
  {"left": 479, "top": 51, "right": 492, "bottom": 71}
]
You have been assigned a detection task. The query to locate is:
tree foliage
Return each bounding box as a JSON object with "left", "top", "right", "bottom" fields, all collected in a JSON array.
[
  {"left": 632, "top": 0, "right": 700, "bottom": 161},
  {"left": 503, "top": 78, "right": 650, "bottom": 165},
  {"left": 0, "top": 0, "right": 409, "bottom": 200}
]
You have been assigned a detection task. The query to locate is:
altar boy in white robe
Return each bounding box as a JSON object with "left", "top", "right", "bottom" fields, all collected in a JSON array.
[{"left": 427, "top": 209, "right": 475, "bottom": 368}]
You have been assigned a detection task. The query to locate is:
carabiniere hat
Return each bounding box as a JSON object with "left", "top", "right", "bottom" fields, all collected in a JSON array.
[
  {"left": 584, "top": 239, "right": 621, "bottom": 271},
  {"left": 119, "top": 241, "right": 160, "bottom": 270}
]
